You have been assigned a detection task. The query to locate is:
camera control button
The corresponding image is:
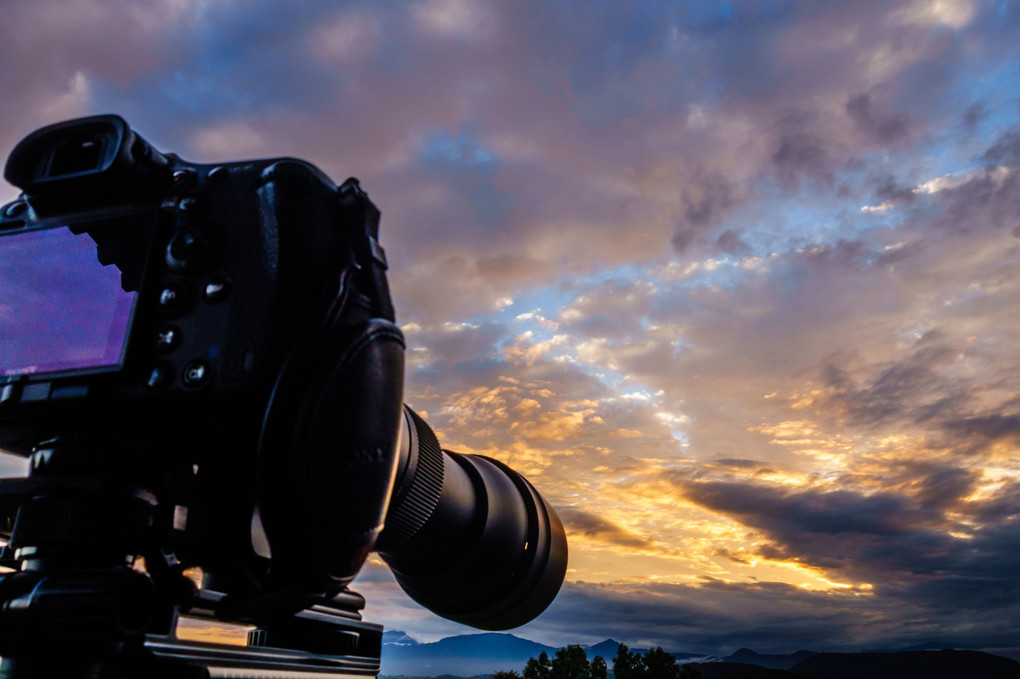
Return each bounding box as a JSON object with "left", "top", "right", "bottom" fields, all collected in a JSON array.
[
  {"left": 21, "top": 383, "right": 51, "bottom": 402},
  {"left": 3, "top": 202, "right": 26, "bottom": 218},
  {"left": 52, "top": 384, "right": 89, "bottom": 399},
  {"left": 177, "top": 197, "right": 198, "bottom": 213},
  {"left": 146, "top": 364, "right": 174, "bottom": 391},
  {"left": 169, "top": 230, "right": 200, "bottom": 256},
  {"left": 172, "top": 169, "right": 196, "bottom": 190},
  {"left": 203, "top": 278, "right": 230, "bottom": 303},
  {"left": 182, "top": 360, "right": 211, "bottom": 388},
  {"left": 159, "top": 284, "right": 188, "bottom": 312},
  {"left": 156, "top": 326, "right": 181, "bottom": 352},
  {"left": 166, "top": 230, "right": 206, "bottom": 272}
]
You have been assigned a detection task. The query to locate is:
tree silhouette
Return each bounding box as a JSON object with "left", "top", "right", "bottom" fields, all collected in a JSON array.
[
  {"left": 509, "top": 642, "right": 699, "bottom": 679},
  {"left": 613, "top": 643, "right": 699, "bottom": 679},
  {"left": 643, "top": 647, "right": 680, "bottom": 679},
  {"left": 612, "top": 643, "right": 642, "bottom": 679},
  {"left": 551, "top": 645, "right": 590, "bottom": 679},
  {"left": 524, "top": 651, "right": 552, "bottom": 679}
]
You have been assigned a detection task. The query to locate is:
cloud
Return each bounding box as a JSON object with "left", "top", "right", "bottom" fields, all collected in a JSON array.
[
  {"left": 845, "top": 92, "right": 916, "bottom": 146},
  {"left": 308, "top": 10, "right": 383, "bottom": 65},
  {"left": 413, "top": 0, "right": 496, "bottom": 41},
  {"left": 673, "top": 173, "right": 744, "bottom": 252},
  {"left": 522, "top": 458, "right": 1020, "bottom": 652},
  {"left": 770, "top": 110, "right": 835, "bottom": 190},
  {"left": 666, "top": 470, "right": 992, "bottom": 582},
  {"left": 531, "top": 578, "right": 971, "bottom": 653},
  {"left": 817, "top": 330, "right": 969, "bottom": 428},
  {"left": 561, "top": 508, "right": 653, "bottom": 551},
  {"left": 983, "top": 129, "right": 1020, "bottom": 167}
]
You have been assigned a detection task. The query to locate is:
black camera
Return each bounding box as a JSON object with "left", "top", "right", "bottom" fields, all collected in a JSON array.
[{"left": 0, "top": 115, "right": 566, "bottom": 678}]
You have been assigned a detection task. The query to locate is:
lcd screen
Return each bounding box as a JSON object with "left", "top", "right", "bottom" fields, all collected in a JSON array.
[{"left": 0, "top": 224, "right": 138, "bottom": 378}]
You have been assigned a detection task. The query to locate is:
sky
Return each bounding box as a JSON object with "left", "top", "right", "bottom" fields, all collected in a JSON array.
[{"left": 1, "top": 0, "right": 1019, "bottom": 658}]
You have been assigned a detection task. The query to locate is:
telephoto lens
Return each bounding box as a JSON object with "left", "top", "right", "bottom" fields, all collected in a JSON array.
[{"left": 375, "top": 407, "right": 567, "bottom": 629}]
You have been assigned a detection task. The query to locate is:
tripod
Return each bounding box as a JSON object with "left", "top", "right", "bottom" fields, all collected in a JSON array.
[{"left": 0, "top": 439, "right": 382, "bottom": 679}]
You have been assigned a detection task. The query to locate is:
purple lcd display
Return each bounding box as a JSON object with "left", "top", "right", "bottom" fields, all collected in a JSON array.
[{"left": 0, "top": 225, "right": 137, "bottom": 378}]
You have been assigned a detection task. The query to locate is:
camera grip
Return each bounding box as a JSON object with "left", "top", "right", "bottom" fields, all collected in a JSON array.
[{"left": 256, "top": 278, "right": 405, "bottom": 597}]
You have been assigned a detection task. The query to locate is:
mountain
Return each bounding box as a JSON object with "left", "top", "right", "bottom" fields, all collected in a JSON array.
[
  {"left": 722, "top": 648, "right": 817, "bottom": 670},
  {"left": 384, "top": 630, "right": 421, "bottom": 647},
  {"left": 580, "top": 639, "right": 716, "bottom": 664},
  {"left": 583, "top": 638, "right": 623, "bottom": 661},
  {"left": 381, "top": 632, "right": 557, "bottom": 677}
]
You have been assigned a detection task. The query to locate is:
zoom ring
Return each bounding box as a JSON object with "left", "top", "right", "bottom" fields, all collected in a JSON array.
[{"left": 381, "top": 409, "right": 445, "bottom": 546}]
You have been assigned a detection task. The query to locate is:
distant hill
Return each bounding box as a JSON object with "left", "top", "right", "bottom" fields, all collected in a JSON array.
[
  {"left": 579, "top": 638, "right": 717, "bottom": 665},
  {"left": 381, "top": 632, "right": 557, "bottom": 676},
  {"left": 690, "top": 649, "right": 1020, "bottom": 679},
  {"left": 380, "top": 632, "right": 1020, "bottom": 679},
  {"left": 790, "top": 649, "right": 1020, "bottom": 678},
  {"left": 689, "top": 663, "right": 791, "bottom": 679},
  {"left": 722, "top": 648, "right": 817, "bottom": 670}
]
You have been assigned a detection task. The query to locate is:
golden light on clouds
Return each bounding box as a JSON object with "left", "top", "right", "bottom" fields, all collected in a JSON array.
[{"left": 397, "top": 270, "right": 1020, "bottom": 648}]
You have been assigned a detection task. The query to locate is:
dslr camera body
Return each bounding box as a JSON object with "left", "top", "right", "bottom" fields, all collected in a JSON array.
[{"left": 0, "top": 116, "right": 566, "bottom": 679}]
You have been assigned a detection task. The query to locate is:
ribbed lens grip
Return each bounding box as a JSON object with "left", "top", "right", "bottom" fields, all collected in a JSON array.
[{"left": 381, "top": 409, "right": 444, "bottom": 546}]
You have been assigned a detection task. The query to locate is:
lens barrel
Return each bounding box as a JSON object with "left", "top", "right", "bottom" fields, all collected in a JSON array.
[{"left": 376, "top": 407, "right": 567, "bottom": 630}]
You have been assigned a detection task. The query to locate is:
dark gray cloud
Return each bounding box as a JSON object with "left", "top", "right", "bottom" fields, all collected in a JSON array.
[
  {"left": 675, "top": 478, "right": 923, "bottom": 539},
  {"left": 663, "top": 467, "right": 1020, "bottom": 625},
  {"left": 939, "top": 413, "right": 1020, "bottom": 454},
  {"left": 964, "top": 102, "right": 987, "bottom": 132},
  {"left": 846, "top": 92, "right": 916, "bottom": 146},
  {"left": 871, "top": 175, "right": 917, "bottom": 209},
  {"left": 711, "top": 458, "right": 774, "bottom": 472},
  {"left": 819, "top": 330, "right": 968, "bottom": 428},
  {"left": 972, "top": 481, "right": 1020, "bottom": 525},
  {"left": 983, "top": 129, "right": 1020, "bottom": 167},
  {"left": 533, "top": 578, "right": 971, "bottom": 654},
  {"left": 673, "top": 172, "right": 743, "bottom": 252},
  {"left": 770, "top": 110, "right": 834, "bottom": 190},
  {"left": 561, "top": 508, "right": 652, "bottom": 551}
]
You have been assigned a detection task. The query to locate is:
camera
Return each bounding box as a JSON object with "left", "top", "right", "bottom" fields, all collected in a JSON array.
[{"left": 0, "top": 115, "right": 567, "bottom": 678}]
